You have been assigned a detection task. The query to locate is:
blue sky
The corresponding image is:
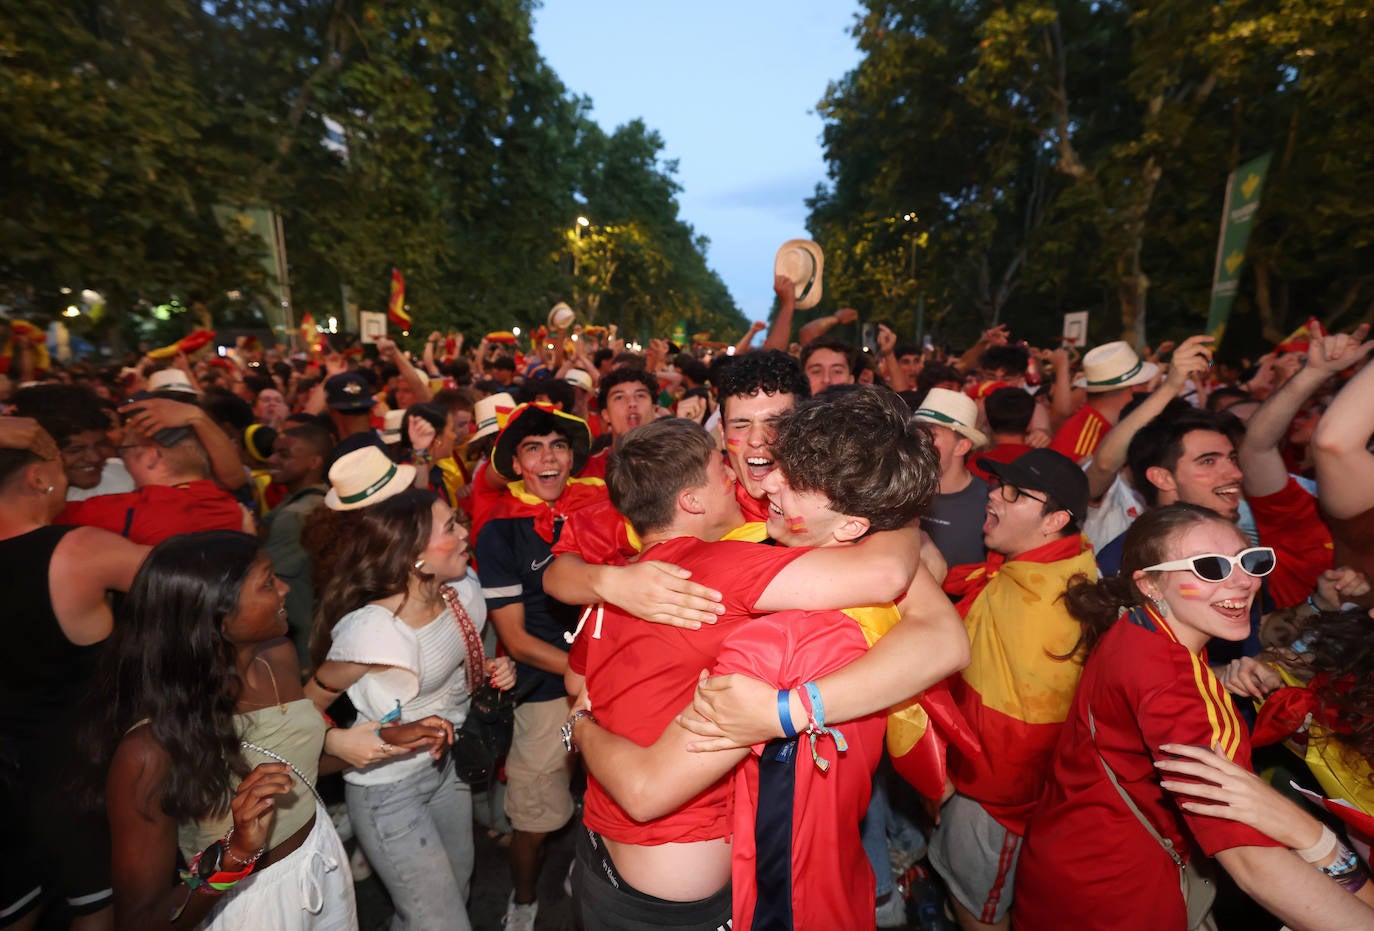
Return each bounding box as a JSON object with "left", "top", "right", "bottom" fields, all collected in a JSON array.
[{"left": 532, "top": 2, "right": 864, "bottom": 329}]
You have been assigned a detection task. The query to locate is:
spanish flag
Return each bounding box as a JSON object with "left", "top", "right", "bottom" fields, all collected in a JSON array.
[
  {"left": 1275, "top": 316, "right": 1322, "bottom": 353},
  {"left": 387, "top": 268, "right": 410, "bottom": 331},
  {"left": 946, "top": 535, "right": 1099, "bottom": 833},
  {"left": 299, "top": 312, "right": 316, "bottom": 347},
  {"left": 844, "top": 604, "right": 982, "bottom": 801}
]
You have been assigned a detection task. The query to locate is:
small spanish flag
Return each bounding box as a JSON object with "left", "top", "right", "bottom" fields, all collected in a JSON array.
[
  {"left": 299, "top": 312, "right": 316, "bottom": 346},
  {"left": 1276, "top": 316, "right": 1322, "bottom": 353},
  {"left": 387, "top": 268, "right": 410, "bottom": 331}
]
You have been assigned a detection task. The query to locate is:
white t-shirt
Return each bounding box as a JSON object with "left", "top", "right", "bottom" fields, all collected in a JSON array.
[{"left": 327, "top": 569, "right": 487, "bottom": 786}]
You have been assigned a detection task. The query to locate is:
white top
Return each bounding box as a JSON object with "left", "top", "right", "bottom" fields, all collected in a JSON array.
[
  {"left": 327, "top": 569, "right": 486, "bottom": 786},
  {"left": 1082, "top": 471, "right": 1145, "bottom": 553}
]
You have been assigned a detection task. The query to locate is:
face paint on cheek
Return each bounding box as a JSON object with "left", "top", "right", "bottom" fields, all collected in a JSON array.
[
  {"left": 787, "top": 516, "right": 808, "bottom": 535},
  {"left": 1177, "top": 582, "right": 1207, "bottom": 600},
  {"left": 725, "top": 438, "right": 741, "bottom": 450}
]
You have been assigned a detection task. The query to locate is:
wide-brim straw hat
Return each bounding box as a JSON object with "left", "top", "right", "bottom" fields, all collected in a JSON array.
[
  {"left": 1074, "top": 341, "right": 1159, "bottom": 393},
  {"left": 492, "top": 403, "right": 592, "bottom": 480},
  {"left": 563, "top": 369, "right": 594, "bottom": 394},
  {"left": 912, "top": 387, "right": 989, "bottom": 449},
  {"left": 471, "top": 392, "right": 517, "bottom": 442},
  {"left": 325, "top": 446, "right": 416, "bottom": 511},
  {"left": 147, "top": 368, "right": 199, "bottom": 396},
  {"left": 548, "top": 301, "right": 575, "bottom": 330},
  {"left": 774, "top": 239, "right": 825, "bottom": 310}
]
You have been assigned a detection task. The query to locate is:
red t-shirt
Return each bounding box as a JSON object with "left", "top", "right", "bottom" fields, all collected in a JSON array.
[
  {"left": 569, "top": 537, "right": 808, "bottom": 846},
  {"left": 579, "top": 448, "right": 610, "bottom": 481},
  {"left": 715, "top": 609, "right": 886, "bottom": 931},
  {"left": 968, "top": 442, "right": 1033, "bottom": 482},
  {"left": 1249, "top": 475, "right": 1333, "bottom": 609},
  {"left": 1049, "top": 405, "right": 1111, "bottom": 462},
  {"left": 56, "top": 480, "right": 244, "bottom": 545},
  {"left": 1014, "top": 607, "right": 1282, "bottom": 931}
]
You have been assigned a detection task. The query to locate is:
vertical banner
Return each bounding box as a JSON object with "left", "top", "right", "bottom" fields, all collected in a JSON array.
[{"left": 1207, "top": 153, "right": 1272, "bottom": 341}]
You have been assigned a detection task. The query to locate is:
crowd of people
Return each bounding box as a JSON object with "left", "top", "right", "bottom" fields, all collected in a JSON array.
[{"left": 1, "top": 287, "right": 1373, "bottom": 931}]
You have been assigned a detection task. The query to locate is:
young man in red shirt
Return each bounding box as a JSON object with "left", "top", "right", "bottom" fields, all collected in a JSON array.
[
  {"left": 563, "top": 388, "right": 968, "bottom": 930},
  {"left": 1050, "top": 340, "right": 1157, "bottom": 463}
]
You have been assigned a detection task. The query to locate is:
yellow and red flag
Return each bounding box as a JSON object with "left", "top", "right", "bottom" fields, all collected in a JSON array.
[
  {"left": 299, "top": 312, "right": 316, "bottom": 347},
  {"left": 1276, "top": 316, "right": 1322, "bottom": 353},
  {"left": 387, "top": 268, "right": 410, "bottom": 330}
]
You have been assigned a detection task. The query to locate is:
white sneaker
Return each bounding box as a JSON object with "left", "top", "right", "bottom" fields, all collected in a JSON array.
[
  {"left": 502, "top": 893, "right": 538, "bottom": 931},
  {"left": 876, "top": 890, "right": 907, "bottom": 928}
]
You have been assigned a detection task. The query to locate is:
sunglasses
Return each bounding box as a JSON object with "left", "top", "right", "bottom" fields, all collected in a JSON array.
[{"left": 1141, "top": 546, "right": 1276, "bottom": 583}]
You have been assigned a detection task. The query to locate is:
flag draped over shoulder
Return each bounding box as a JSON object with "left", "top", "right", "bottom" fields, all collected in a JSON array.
[
  {"left": 387, "top": 268, "right": 410, "bottom": 330},
  {"left": 844, "top": 605, "right": 981, "bottom": 801},
  {"left": 947, "top": 535, "right": 1098, "bottom": 832}
]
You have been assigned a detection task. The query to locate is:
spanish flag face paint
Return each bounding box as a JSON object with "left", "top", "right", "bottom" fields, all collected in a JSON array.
[{"left": 787, "top": 515, "right": 809, "bottom": 535}]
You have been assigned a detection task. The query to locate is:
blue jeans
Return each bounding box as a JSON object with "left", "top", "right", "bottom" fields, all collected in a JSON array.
[{"left": 347, "top": 759, "right": 474, "bottom": 931}]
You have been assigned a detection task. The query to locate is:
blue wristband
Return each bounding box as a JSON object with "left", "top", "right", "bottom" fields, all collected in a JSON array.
[
  {"left": 778, "top": 690, "right": 797, "bottom": 738},
  {"left": 802, "top": 681, "right": 825, "bottom": 729}
]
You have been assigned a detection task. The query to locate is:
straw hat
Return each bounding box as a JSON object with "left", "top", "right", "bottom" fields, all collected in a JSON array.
[
  {"left": 491, "top": 404, "right": 592, "bottom": 480},
  {"left": 147, "top": 368, "right": 199, "bottom": 396},
  {"left": 563, "top": 369, "right": 594, "bottom": 394},
  {"left": 1074, "top": 341, "right": 1159, "bottom": 393},
  {"left": 774, "top": 239, "right": 825, "bottom": 310},
  {"left": 912, "top": 387, "right": 989, "bottom": 449},
  {"left": 471, "top": 392, "right": 517, "bottom": 442},
  {"left": 324, "top": 446, "right": 415, "bottom": 511},
  {"left": 548, "top": 302, "right": 575, "bottom": 330},
  {"left": 380, "top": 408, "right": 406, "bottom": 444}
]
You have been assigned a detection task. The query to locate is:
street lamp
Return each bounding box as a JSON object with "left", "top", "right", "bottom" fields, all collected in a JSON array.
[{"left": 576, "top": 216, "right": 590, "bottom": 229}]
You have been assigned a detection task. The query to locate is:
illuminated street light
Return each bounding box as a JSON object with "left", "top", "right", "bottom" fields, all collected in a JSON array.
[
  {"left": 512, "top": 326, "right": 522, "bottom": 337},
  {"left": 63, "top": 305, "right": 80, "bottom": 317},
  {"left": 576, "top": 216, "right": 590, "bottom": 228}
]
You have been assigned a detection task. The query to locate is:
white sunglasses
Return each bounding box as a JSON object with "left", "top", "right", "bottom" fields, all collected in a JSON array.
[{"left": 1141, "top": 546, "right": 1276, "bottom": 583}]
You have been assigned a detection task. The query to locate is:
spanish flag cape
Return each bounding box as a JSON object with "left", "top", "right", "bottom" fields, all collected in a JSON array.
[
  {"left": 1253, "top": 666, "right": 1374, "bottom": 842},
  {"left": 843, "top": 604, "right": 982, "bottom": 801},
  {"left": 943, "top": 534, "right": 1098, "bottom": 832},
  {"left": 556, "top": 498, "right": 770, "bottom": 566},
  {"left": 483, "top": 476, "right": 609, "bottom": 544}
]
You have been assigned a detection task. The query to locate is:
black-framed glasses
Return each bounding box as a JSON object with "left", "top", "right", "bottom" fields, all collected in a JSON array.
[
  {"left": 1142, "top": 547, "right": 1276, "bottom": 583},
  {"left": 996, "top": 483, "right": 1048, "bottom": 507}
]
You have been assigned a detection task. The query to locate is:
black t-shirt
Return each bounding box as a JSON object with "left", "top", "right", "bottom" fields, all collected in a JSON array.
[
  {"left": 475, "top": 516, "right": 579, "bottom": 703},
  {"left": 920, "top": 474, "right": 990, "bottom": 569}
]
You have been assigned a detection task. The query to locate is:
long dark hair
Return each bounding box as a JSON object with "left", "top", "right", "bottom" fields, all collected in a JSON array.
[
  {"left": 85, "top": 531, "right": 260, "bottom": 818},
  {"left": 1061, "top": 504, "right": 1235, "bottom": 660},
  {"left": 1300, "top": 609, "right": 1374, "bottom": 769},
  {"left": 302, "top": 487, "right": 438, "bottom": 669}
]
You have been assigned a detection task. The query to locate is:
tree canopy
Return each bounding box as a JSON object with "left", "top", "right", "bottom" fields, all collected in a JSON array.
[
  {"left": 809, "top": 0, "right": 1374, "bottom": 357},
  {"left": 1, "top": 0, "right": 746, "bottom": 350}
]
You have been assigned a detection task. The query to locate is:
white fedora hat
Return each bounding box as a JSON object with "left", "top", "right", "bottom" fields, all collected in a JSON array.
[
  {"left": 912, "top": 387, "right": 989, "bottom": 449},
  {"left": 563, "top": 369, "right": 594, "bottom": 394},
  {"left": 148, "top": 368, "right": 199, "bottom": 396},
  {"left": 774, "top": 239, "right": 825, "bottom": 310},
  {"left": 548, "top": 301, "right": 575, "bottom": 330},
  {"left": 1074, "top": 341, "right": 1159, "bottom": 393},
  {"left": 470, "top": 391, "right": 517, "bottom": 442},
  {"left": 325, "top": 446, "right": 416, "bottom": 511},
  {"left": 380, "top": 408, "right": 406, "bottom": 444}
]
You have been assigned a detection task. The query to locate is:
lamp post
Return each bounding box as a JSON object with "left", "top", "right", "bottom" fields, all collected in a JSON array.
[{"left": 903, "top": 212, "right": 925, "bottom": 346}]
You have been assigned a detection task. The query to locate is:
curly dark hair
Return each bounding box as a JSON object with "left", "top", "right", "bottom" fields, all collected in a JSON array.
[
  {"left": 715, "top": 350, "right": 810, "bottom": 417},
  {"left": 301, "top": 488, "right": 438, "bottom": 668},
  {"left": 83, "top": 532, "right": 259, "bottom": 818},
  {"left": 1298, "top": 610, "right": 1374, "bottom": 769},
  {"left": 10, "top": 384, "right": 111, "bottom": 446},
  {"left": 771, "top": 384, "right": 938, "bottom": 532}
]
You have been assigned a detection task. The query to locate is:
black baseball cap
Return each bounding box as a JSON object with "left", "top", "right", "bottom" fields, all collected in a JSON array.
[
  {"left": 325, "top": 372, "right": 375, "bottom": 413},
  {"left": 976, "top": 448, "right": 1088, "bottom": 521}
]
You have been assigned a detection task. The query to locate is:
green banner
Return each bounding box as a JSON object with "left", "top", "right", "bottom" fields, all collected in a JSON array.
[{"left": 1206, "top": 153, "right": 1272, "bottom": 341}]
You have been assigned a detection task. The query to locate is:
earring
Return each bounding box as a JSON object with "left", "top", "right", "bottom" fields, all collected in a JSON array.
[
  {"left": 413, "top": 558, "right": 426, "bottom": 571},
  {"left": 44, "top": 485, "right": 54, "bottom": 495},
  {"left": 1151, "top": 597, "right": 1169, "bottom": 617}
]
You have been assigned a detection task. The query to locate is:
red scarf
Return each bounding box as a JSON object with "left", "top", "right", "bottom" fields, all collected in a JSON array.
[{"left": 485, "top": 478, "right": 608, "bottom": 542}]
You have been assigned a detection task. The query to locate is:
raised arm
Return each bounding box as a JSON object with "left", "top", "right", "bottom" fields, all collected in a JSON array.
[
  {"left": 734, "top": 321, "right": 768, "bottom": 356},
  {"left": 798, "top": 306, "right": 858, "bottom": 347},
  {"left": 120, "top": 398, "right": 248, "bottom": 491},
  {"left": 1314, "top": 348, "right": 1374, "bottom": 519},
  {"left": 1085, "top": 335, "right": 1213, "bottom": 499},
  {"left": 761, "top": 275, "right": 797, "bottom": 352},
  {"left": 1241, "top": 326, "right": 1373, "bottom": 498},
  {"left": 877, "top": 324, "right": 910, "bottom": 392}
]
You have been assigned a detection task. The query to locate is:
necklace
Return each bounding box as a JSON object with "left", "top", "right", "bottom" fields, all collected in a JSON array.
[{"left": 240, "top": 740, "right": 325, "bottom": 807}]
